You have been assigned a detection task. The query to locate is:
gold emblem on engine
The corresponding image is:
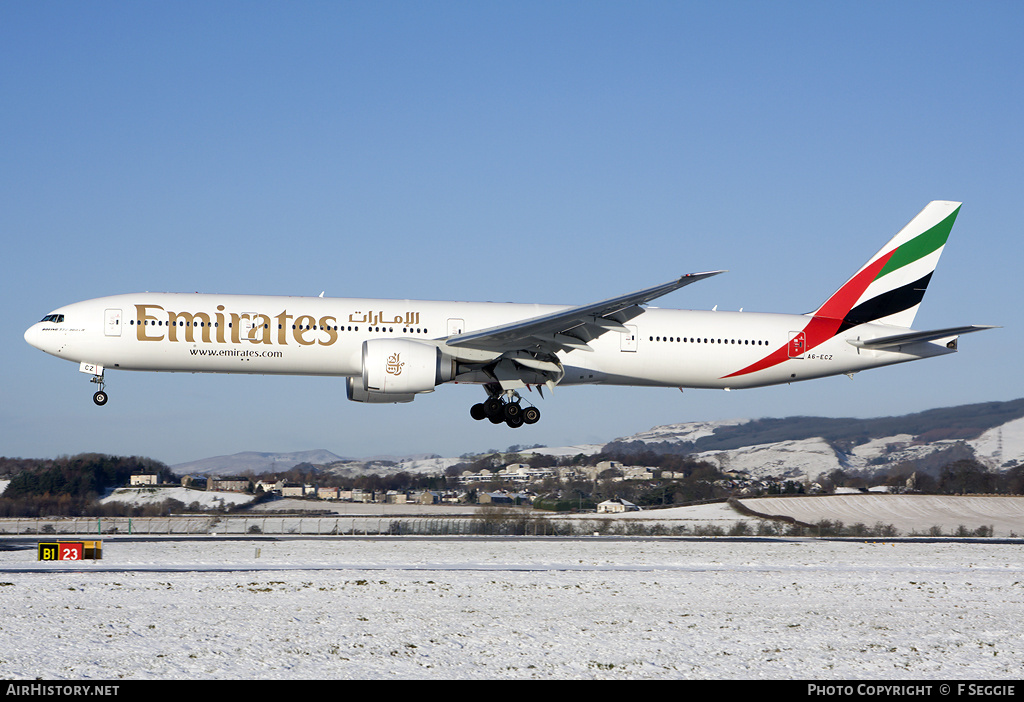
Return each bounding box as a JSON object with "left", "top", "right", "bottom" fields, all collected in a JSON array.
[{"left": 386, "top": 353, "right": 404, "bottom": 375}]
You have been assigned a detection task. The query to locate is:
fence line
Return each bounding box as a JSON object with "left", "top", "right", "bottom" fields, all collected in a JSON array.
[
  {"left": 0, "top": 515, "right": 585, "bottom": 537},
  {"left": 0, "top": 517, "right": 565, "bottom": 540},
  {"left": 0, "top": 513, "right": 1006, "bottom": 539}
]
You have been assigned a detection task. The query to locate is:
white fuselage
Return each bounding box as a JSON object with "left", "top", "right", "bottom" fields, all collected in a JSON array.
[{"left": 23, "top": 292, "right": 954, "bottom": 392}]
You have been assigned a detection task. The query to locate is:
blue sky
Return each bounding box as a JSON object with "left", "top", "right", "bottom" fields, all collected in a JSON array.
[{"left": 2, "top": 2, "right": 1021, "bottom": 466}]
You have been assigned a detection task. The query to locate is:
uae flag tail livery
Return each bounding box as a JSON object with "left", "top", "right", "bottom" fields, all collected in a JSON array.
[{"left": 724, "top": 201, "right": 992, "bottom": 381}]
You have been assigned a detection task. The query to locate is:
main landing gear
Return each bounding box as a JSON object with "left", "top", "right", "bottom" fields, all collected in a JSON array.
[{"left": 470, "top": 391, "right": 540, "bottom": 428}]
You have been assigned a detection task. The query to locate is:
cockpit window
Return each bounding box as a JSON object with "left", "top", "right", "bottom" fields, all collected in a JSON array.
[{"left": 40, "top": 314, "right": 65, "bottom": 323}]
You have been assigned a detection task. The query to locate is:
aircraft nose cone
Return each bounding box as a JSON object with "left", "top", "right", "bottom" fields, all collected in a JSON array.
[{"left": 24, "top": 323, "right": 41, "bottom": 350}]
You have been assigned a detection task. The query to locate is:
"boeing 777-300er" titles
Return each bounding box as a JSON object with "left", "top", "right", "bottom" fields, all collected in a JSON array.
[{"left": 24, "top": 201, "right": 996, "bottom": 428}]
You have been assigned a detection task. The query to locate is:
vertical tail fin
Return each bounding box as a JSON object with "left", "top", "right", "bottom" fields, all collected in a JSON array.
[
  {"left": 725, "top": 201, "right": 964, "bottom": 380},
  {"left": 812, "top": 200, "right": 961, "bottom": 331}
]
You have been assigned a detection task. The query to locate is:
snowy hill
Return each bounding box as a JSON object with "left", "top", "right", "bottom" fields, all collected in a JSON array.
[
  {"left": 695, "top": 436, "right": 843, "bottom": 481},
  {"left": 171, "top": 449, "right": 346, "bottom": 476},
  {"left": 167, "top": 399, "right": 1024, "bottom": 483},
  {"left": 604, "top": 399, "right": 1024, "bottom": 483},
  {"left": 679, "top": 417, "right": 1024, "bottom": 483}
]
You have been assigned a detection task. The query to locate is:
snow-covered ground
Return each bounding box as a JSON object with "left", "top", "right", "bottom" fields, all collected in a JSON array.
[
  {"left": 971, "top": 416, "right": 1024, "bottom": 466},
  {"left": 1, "top": 537, "right": 1022, "bottom": 679},
  {"left": 100, "top": 487, "right": 253, "bottom": 510},
  {"left": 696, "top": 437, "right": 842, "bottom": 481},
  {"left": 91, "top": 491, "right": 1024, "bottom": 537},
  {"left": 606, "top": 495, "right": 1024, "bottom": 537},
  {"left": 246, "top": 497, "right": 480, "bottom": 516},
  {"left": 737, "top": 495, "right": 1024, "bottom": 537},
  {"left": 552, "top": 495, "right": 1024, "bottom": 539}
]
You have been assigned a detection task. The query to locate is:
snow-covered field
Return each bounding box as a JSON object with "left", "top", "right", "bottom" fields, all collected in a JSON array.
[
  {"left": 738, "top": 495, "right": 1024, "bottom": 537},
  {"left": 1, "top": 537, "right": 1022, "bottom": 679},
  {"left": 100, "top": 486, "right": 253, "bottom": 510},
  {"left": 563, "top": 495, "right": 1024, "bottom": 537},
  {"left": 36, "top": 493, "right": 1024, "bottom": 538}
]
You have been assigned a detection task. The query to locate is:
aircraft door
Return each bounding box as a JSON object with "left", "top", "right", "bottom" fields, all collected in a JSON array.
[
  {"left": 620, "top": 325, "right": 638, "bottom": 352},
  {"left": 239, "top": 318, "right": 256, "bottom": 341},
  {"left": 788, "top": 330, "right": 806, "bottom": 358},
  {"left": 447, "top": 318, "right": 465, "bottom": 337},
  {"left": 104, "top": 309, "right": 122, "bottom": 337}
]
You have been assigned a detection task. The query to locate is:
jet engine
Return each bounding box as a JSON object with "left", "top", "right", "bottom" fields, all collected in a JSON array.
[
  {"left": 347, "top": 338, "right": 455, "bottom": 403},
  {"left": 345, "top": 377, "right": 416, "bottom": 404}
]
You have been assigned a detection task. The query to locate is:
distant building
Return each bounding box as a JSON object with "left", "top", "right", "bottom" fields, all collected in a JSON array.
[
  {"left": 557, "top": 466, "right": 585, "bottom": 481},
  {"left": 479, "top": 491, "right": 514, "bottom": 505},
  {"left": 280, "top": 483, "right": 306, "bottom": 498},
  {"left": 209, "top": 477, "right": 250, "bottom": 493},
  {"left": 597, "top": 498, "right": 639, "bottom": 513},
  {"left": 255, "top": 478, "right": 283, "bottom": 494},
  {"left": 180, "top": 475, "right": 207, "bottom": 489},
  {"left": 500, "top": 464, "right": 556, "bottom": 483},
  {"left": 130, "top": 473, "right": 160, "bottom": 486},
  {"left": 459, "top": 469, "right": 499, "bottom": 484}
]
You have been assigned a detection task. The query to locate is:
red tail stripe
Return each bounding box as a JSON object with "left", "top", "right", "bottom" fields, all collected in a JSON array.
[
  {"left": 815, "top": 250, "right": 895, "bottom": 321},
  {"left": 722, "top": 250, "right": 895, "bottom": 379}
]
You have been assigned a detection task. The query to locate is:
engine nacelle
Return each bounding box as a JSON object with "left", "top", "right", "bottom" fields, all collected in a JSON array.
[
  {"left": 348, "top": 339, "right": 455, "bottom": 403},
  {"left": 346, "top": 377, "right": 416, "bottom": 404}
]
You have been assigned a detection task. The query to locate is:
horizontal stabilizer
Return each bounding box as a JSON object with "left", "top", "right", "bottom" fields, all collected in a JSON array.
[{"left": 848, "top": 325, "right": 998, "bottom": 349}]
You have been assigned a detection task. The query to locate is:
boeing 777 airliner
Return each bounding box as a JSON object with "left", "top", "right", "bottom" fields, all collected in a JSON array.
[{"left": 25, "top": 201, "right": 995, "bottom": 428}]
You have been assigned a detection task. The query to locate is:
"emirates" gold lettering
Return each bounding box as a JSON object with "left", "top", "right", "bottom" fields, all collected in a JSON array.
[{"left": 134, "top": 304, "right": 340, "bottom": 347}]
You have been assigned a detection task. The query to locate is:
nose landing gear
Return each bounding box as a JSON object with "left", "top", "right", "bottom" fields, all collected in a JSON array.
[
  {"left": 90, "top": 373, "right": 108, "bottom": 406},
  {"left": 470, "top": 390, "right": 540, "bottom": 428}
]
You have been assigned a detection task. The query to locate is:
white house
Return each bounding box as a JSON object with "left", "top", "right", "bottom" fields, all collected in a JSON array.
[{"left": 597, "top": 498, "right": 640, "bottom": 513}]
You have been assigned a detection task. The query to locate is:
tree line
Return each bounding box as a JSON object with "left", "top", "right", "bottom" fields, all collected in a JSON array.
[{"left": 0, "top": 454, "right": 171, "bottom": 517}]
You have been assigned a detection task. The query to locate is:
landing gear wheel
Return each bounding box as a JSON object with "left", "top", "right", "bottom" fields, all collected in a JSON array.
[
  {"left": 522, "top": 406, "right": 540, "bottom": 424},
  {"left": 503, "top": 402, "right": 522, "bottom": 421},
  {"left": 505, "top": 414, "right": 524, "bottom": 428},
  {"left": 93, "top": 391, "right": 108, "bottom": 406},
  {"left": 470, "top": 403, "right": 487, "bottom": 421},
  {"left": 484, "top": 397, "right": 504, "bottom": 422},
  {"left": 485, "top": 399, "right": 505, "bottom": 421}
]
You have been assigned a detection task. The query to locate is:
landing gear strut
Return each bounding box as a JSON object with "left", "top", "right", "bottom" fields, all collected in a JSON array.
[{"left": 470, "top": 389, "right": 540, "bottom": 428}]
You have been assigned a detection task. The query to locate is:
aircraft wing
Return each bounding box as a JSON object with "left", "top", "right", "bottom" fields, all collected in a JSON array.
[{"left": 445, "top": 271, "right": 726, "bottom": 355}]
